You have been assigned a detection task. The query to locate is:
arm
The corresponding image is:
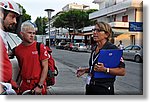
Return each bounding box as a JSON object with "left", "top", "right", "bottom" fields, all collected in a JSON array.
[
  {"left": 38, "top": 59, "right": 48, "bottom": 85},
  {"left": 94, "top": 63, "right": 125, "bottom": 76},
  {"left": 34, "top": 59, "right": 48, "bottom": 94},
  {"left": 37, "top": 43, "right": 49, "bottom": 85},
  {"left": 108, "top": 67, "right": 125, "bottom": 76},
  {"left": 0, "top": 84, "right": 4, "bottom": 94},
  {"left": 76, "top": 67, "right": 89, "bottom": 77}
]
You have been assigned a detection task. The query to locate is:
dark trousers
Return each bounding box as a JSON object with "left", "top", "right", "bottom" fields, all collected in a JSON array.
[{"left": 85, "top": 83, "right": 114, "bottom": 95}]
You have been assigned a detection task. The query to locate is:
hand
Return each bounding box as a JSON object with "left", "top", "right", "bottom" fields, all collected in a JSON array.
[
  {"left": 34, "top": 86, "right": 42, "bottom": 95},
  {"left": 0, "top": 84, "right": 4, "bottom": 94},
  {"left": 94, "top": 63, "right": 106, "bottom": 72},
  {"left": 76, "top": 67, "right": 86, "bottom": 77}
]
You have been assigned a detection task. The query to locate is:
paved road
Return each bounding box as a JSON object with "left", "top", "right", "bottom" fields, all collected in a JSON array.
[
  {"left": 48, "top": 47, "right": 143, "bottom": 95},
  {"left": 47, "top": 61, "right": 85, "bottom": 95}
]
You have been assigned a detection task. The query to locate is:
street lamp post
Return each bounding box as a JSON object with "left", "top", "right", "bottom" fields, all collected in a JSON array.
[
  {"left": 82, "top": 5, "right": 89, "bottom": 45},
  {"left": 45, "top": 9, "right": 55, "bottom": 47}
]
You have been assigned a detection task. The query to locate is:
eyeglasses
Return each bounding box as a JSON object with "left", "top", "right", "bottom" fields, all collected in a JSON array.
[{"left": 92, "top": 28, "right": 106, "bottom": 33}]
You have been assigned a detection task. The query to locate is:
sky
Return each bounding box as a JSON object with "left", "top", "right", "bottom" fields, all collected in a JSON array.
[{"left": 13, "top": 0, "right": 99, "bottom": 22}]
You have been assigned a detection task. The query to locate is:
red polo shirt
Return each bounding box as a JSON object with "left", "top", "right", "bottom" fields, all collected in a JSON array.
[{"left": 15, "top": 41, "right": 49, "bottom": 80}]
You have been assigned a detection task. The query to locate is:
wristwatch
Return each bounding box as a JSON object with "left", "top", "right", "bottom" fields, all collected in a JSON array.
[
  {"left": 37, "top": 84, "right": 43, "bottom": 89},
  {"left": 106, "top": 68, "right": 110, "bottom": 73}
]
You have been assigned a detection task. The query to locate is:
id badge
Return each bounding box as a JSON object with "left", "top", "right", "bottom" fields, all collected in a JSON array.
[{"left": 86, "top": 75, "right": 91, "bottom": 85}]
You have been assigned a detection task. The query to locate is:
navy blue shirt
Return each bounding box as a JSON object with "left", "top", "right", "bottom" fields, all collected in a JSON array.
[{"left": 88, "top": 41, "right": 125, "bottom": 81}]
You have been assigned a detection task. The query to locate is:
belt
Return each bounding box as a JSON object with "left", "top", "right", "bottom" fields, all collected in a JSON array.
[{"left": 90, "top": 78, "right": 115, "bottom": 86}]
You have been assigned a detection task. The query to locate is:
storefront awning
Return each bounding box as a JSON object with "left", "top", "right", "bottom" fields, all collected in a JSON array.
[
  {"left": 83, "top": 32, "right": 93, "bottom": 36},
  {"left": 112, "top": 28, "right": 129, "bottom": 35}
]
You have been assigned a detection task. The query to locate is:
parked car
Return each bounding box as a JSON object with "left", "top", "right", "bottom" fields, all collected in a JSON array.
[
  {"left": 6, "top": 33, "right": 22, "bottom": 80},
  {"left": 123, "top": 45, "right": 143, "bottom": 63},
  {"left": 64, "top": 42, "right": 70, "bottom": 50},
  {"left": 72, "top": 43, "right": 87, "bottom": 52},
  {"left": 56, "top": 42, "right": 67, "bottom": 49},
  {"left": 64, "top": 42, "right": 75, "bottom": 50}
]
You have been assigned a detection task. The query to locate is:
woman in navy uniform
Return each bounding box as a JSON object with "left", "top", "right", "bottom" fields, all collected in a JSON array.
[{"left": 77, "top": 22, "right": 125, "bottom": 95}]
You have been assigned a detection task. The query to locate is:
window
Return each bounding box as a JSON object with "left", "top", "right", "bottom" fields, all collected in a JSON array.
[
  {"left": 114, "top": 15, "right": 116, "bottom": 21},
  {"left": 125, "top": 46, "right": 132, "bottom": 50},
  {"left": 122, "top": 15, "right": 128, "bottom": 22},
  {"left": 133, "top": 46, "right": 140, "bottom": 50}
]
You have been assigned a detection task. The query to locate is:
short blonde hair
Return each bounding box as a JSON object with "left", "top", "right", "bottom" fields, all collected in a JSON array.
[
  {"left": 21, "top": 20, "right": 37, "bottom": 32},
  {"left": 95, "top": 21, "right": 112, "bottom": 39}
]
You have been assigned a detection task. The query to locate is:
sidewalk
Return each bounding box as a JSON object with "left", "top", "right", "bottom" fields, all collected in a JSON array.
[
  {"left": 46, "top": 60, "right": 131, "bottom": 95},
  {"left": 47, "top": 61, "right": 86, "bottom": 95}
]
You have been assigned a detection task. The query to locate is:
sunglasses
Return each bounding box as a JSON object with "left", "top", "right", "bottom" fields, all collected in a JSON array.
[{"left": 92, "top": 28, "right": 106, "bottom": 33}]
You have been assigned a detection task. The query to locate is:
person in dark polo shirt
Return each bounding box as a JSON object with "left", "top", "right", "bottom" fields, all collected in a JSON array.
[{"left": 76, "top": 21, "right": 125, "bottom": 95}]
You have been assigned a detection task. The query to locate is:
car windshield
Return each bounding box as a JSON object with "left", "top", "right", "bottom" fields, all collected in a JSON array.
[{"left": 79, "top": 43, "right": 85, "bottom": 46}]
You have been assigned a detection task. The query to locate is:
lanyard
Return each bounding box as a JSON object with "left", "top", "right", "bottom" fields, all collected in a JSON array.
[{"left": 89, "top": 51, "right": 99, "bottom": 73}]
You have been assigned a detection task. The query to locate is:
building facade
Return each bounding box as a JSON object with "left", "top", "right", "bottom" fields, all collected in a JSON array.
[
  {"left": 89, "top": 0, "right": 143, "bottom": 47},
  {"left": 62, "top": 2, "right": 90, "bottom": 11}
]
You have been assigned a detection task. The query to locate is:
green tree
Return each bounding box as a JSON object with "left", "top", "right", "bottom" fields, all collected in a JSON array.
[
  {"left": 18, "top": 4, "right": 31, "bottom": 22},
  {"left": 85, "top": 9, "right": 98, "bottom": 25},
  {"left": 53, "top": 9, "right": 98, "bottom": 42},
  {"left": 53, "top": 9, "right": 98, "bottom": 29},
  {"left": 34, "top": 17, "right": 48, "bottom": 35},
  {"left": 15, "top": 4, "right": 31, "bottom": 34}
]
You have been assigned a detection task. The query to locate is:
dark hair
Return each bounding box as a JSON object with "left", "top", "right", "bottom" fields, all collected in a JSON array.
[{"left": 3, "top": 9, "right": 9, "bottom": 20}]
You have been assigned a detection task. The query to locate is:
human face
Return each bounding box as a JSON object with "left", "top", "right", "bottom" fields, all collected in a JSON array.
[
  {"left": 21, "top": 29, "right": 36, "bottom": 44},
  {"left": 3, "top": 12, "right": 18, "bottom": 32},
  {"left": 93, "top": 24, "right": 108, "bottom": 42}
]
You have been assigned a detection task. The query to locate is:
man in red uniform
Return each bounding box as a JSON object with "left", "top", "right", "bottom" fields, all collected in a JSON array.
[
  {"left": 0, "top": 0, "right": 21, "bottom": 94},
  {"left": 14, "top": 20, "right": 49, "bottom": 95}
]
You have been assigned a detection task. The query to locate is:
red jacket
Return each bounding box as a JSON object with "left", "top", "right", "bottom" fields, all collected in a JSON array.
[{"left": 0, "top": 36, "right": 12, "bottom": 82}]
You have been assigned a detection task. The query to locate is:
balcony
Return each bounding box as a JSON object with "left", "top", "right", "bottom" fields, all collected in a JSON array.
[
  {"left": 89, "top": 0, "right": 142, "bottom": 20},
  {"left": 109, "top": 22, "right": 129, "bottom": 28},
  {"left": 109, "top": 22, "right": 129, "bottom": 35}
]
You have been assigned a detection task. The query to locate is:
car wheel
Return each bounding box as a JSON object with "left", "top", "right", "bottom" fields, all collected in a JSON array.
[
  {"left": 134, "top": 55, "right": 142, "bottom": 63},
  {"left": 75, "top": 48, "right": 78, "bottom": 52}
]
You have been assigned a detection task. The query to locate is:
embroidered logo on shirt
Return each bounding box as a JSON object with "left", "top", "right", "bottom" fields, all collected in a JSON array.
[
  {"left": 44, "top": 46, "right": 46, "bottom": 49},
  {"left": 32, "top": 51, "right": 38, "bottom": 54},
  {"left": 109, "top": 53, "right": 113, "bottom": 56}
]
